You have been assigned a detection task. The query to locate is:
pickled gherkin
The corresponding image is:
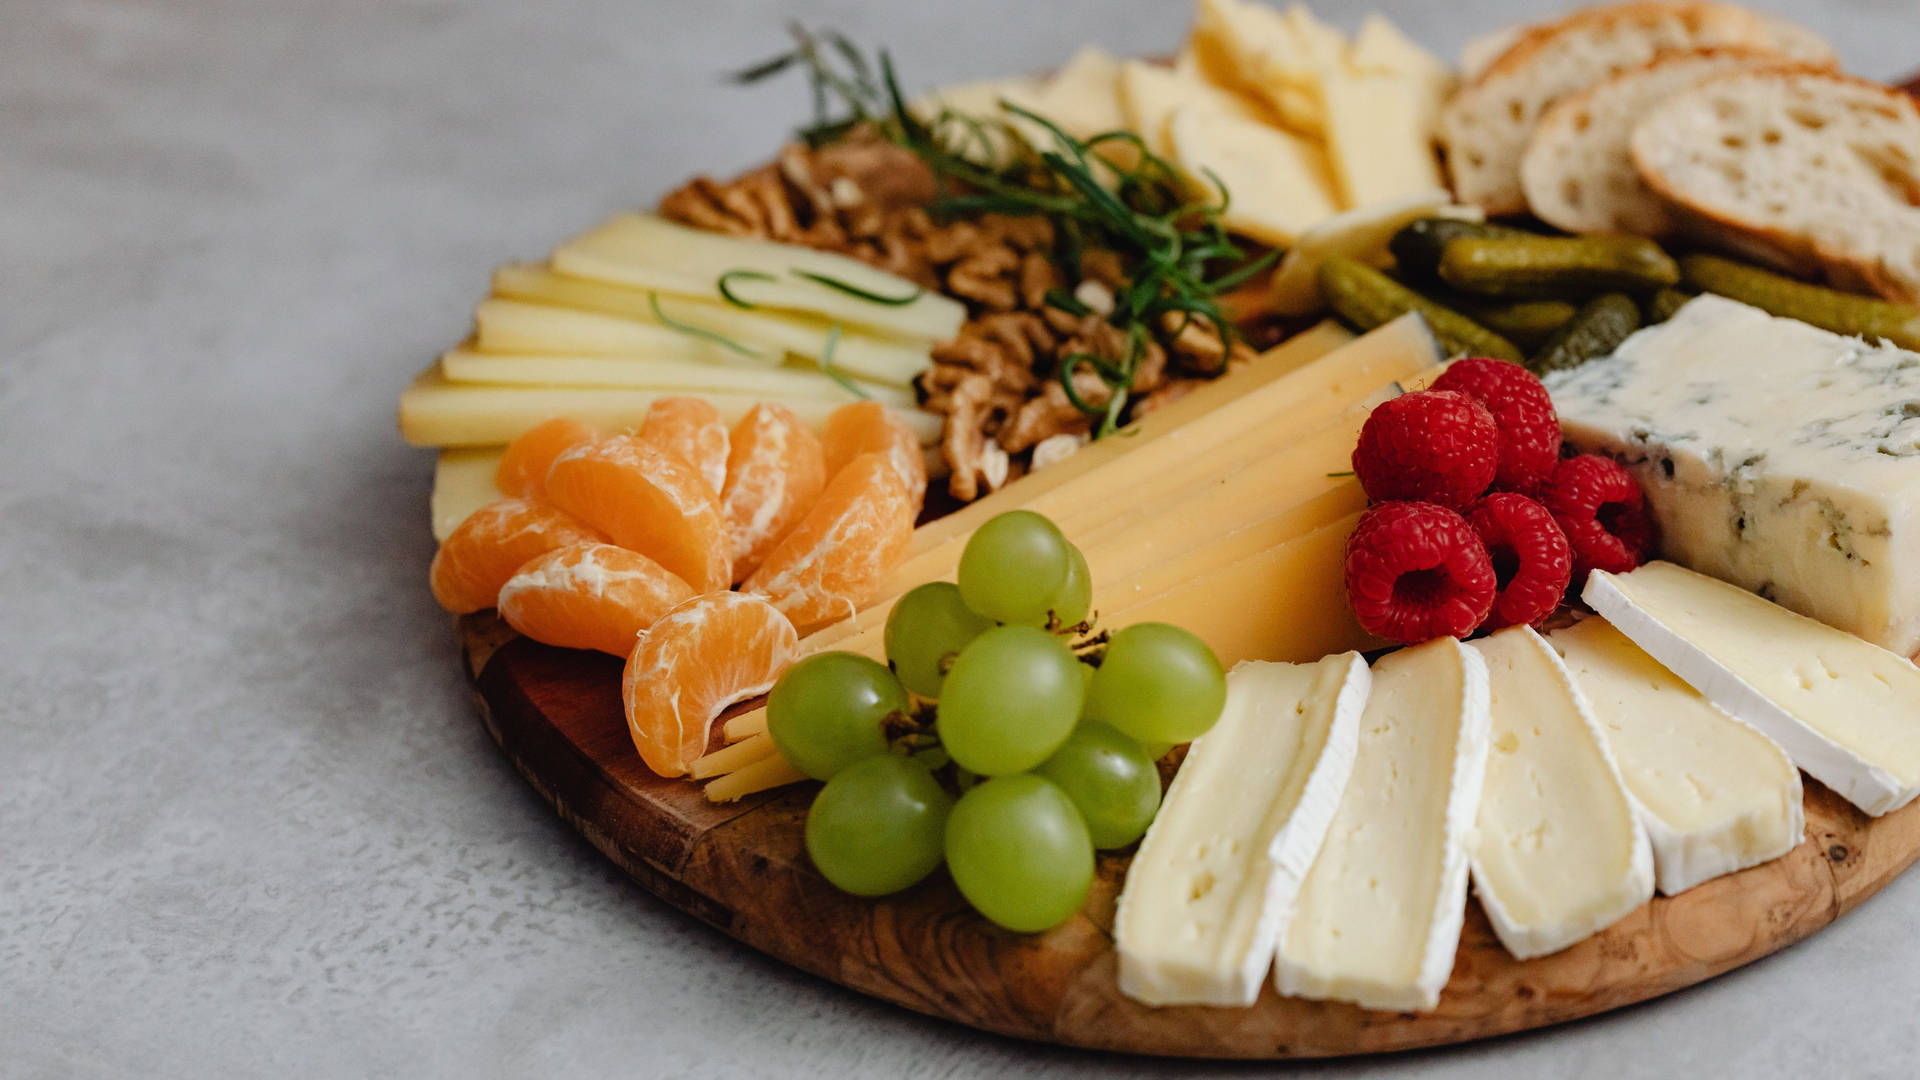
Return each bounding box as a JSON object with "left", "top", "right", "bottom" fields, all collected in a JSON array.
[
  {"left": 1679, "top": 254, "right": 1920, "bottom": 350},
  {"left": 1528, "top": 293, "right": 1641, "bottom": 375},
  {"left": 1438, "top": 235, "right": 1679, "bottom": 298},
  {"left": 1318, "top": 256, "right": 1523, "bottom": 361}
]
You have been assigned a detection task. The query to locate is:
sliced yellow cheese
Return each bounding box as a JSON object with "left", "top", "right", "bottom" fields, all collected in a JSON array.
[
  {"left": 1190, "top": 0, "right": 1331, "bottom": 136},
  {"left": 439, "top": 348, "right": 915, "bottom": 408},
  {"left": 431, "top": 447, "right": 505, "bottom": 541},
  {"left": 1166, "top": 105, "right": 1339, "bottom": 246},
  {"left": 397, "top": 365, "right": 941, "bottom": 448},
  {"left": 912, "top": 75, "right": 1051, "bottom": 159},
  {"left": 1348, "top": 12, "right": 1454, "bottom": 117},
  {"left": 1320, "top": 66, "right": 1445, "bottom": 209},
  {"left": 1117, "top": 59, "right": 1274, "bottom": 157},
  {"left": 490, "top": 263, "right": 934, "bottom": 387},
  {"left": 474, "top": 298, "right": 768, "bottom": 363},
  {"left": 1029, "top": 46, "right": 1129, "bottom": 143},
  {"left": 551, "top": 214, "right": 965, "bottom": 342}
]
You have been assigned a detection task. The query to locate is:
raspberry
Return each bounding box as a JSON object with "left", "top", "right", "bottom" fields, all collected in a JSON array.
[
  {"left": 1430, "top": 356, "right": 1561, "bottom": 495},
  {"left": 1466, "top": 493, "right": 1573, "bottom": 631},
  {"left": 1351, "top": 390, "right": 1499, "bottom": 509},
  {"left": 1344, "top": 501, "right": 1497, "bottom": 644},
  {"left": 1541, "top": 455, "right": 1656, "bottom": 583}
]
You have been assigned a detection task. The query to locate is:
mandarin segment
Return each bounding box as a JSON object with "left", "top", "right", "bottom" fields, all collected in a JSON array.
[
  {"left": 428, "top": 497, "right": 607, "bottom": 614},
  {"left": 744, "top": 451, "right": 916, "bottom": 632},
  {"left": 822, "top": 400, "right": 928, "bottom": 513},
  {"left": 544, "top": 435, "right": 733, "bottom": 592},
  {"left": 498, "top": 542, "right": 696, "bottom": 655},
  {"left": 639, "top": 396, "right": 730, "bottom": 498},
  {"left": 495, "top": 417, "right": 598, "bottom": 500},
  {"left": 721, "top": 403, "right": 828, "bottom": 583},
  {"left": 623, "top": 591, "right": 801, "bottom": 777}
]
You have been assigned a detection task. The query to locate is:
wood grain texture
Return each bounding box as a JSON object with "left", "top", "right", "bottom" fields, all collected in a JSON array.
[{"left": 460, "top": 613, "right": 1920, "bottom": 1059}]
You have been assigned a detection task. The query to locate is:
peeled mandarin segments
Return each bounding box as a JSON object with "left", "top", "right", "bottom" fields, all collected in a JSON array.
[
  {"left": 720, "top": 403, "right": 828, "bottom": 583},
  {"left": 428, "top": 498, "right": 606, "bottom": 614},
  {"left": 497, "top": 542, "right": 696, "bottom": 655},
  {"left": 822, "top": 401, "right": 928, "bottom": 513},
  {"left": 744, "top": 451, "right": 915, "bottom": 632},
  {"left": 495, "top": 417, "right": 598, "bottom": 500},
  {"left": 623, "top": 591, "right": 801, "bottom": 777},
  {"left": 638, "top": 397, "right": 730, "bottom": 498},
  {"left": 544, "top": 435, "right": 733, "bottom": 593}
]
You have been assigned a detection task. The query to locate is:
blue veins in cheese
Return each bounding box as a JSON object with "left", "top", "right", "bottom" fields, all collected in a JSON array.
[{"left": 1545, "top": 294, "right": 1920, "bottom": 656}]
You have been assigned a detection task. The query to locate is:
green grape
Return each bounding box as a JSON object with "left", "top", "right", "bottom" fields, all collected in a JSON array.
[
  {"left": 806, "top": 755, "right": 953, "bottom": 897},
  {"left": 1085, "top": 622, "right": 1228, "bottom": 745},
  {"left": 767, "top": 652, "right": 908, "bottom": 780},
  {"left": 1035, "top": 722, "right": 1162, "bottom": 849},
  {"left": 956, "top": 510, "right": 1071, "bottom": 624},
  {"left": 944, "top": 774, "right": 1094, "bottom": 932},
  {"left": 884, "top": 582, "right": 995, "bottom": 698},
  {"left": 938, "top": 626, "right": 1084, "bottom": 775},
  {"left": 1048, "top": 543, "right": 1093, "bottom": 628}
]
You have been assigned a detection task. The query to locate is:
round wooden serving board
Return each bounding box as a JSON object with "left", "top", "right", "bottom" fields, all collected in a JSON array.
[{"left": 459, "top": 609, "right": 1920, "bottom": 1059}]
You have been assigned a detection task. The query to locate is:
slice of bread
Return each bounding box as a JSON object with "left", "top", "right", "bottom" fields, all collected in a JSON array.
[
  {"left": 1631, "top": 70, "right": 1920, "bottom": 303},
  {"left": 1438, "top": 2, "right": 1814, "bottom": 215},
  {"left": 1520, "top": 50, "right": 1794, "bottom": 235}
]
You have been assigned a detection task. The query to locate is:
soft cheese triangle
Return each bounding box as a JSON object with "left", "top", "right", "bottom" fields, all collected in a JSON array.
[
  {"left": 1468, "top": 626, "right": 1653, "bottom": 959},
  {"left": 1274, "top": 638, "right": 1492, "bottom": 1011},
  {"left": 1585, "top": 562, "right": 1920, "bottom": 817},
  {"left": 1548, "top": 617, "right": 1804, "bottom": 895},
  {"left": 1116, "top": 653, "right": 1369, "bottom": 1006}
]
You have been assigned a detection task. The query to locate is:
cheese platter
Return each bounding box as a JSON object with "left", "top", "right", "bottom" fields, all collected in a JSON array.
[{"left": 407, "top": 0, "right": 1920, "bottom": 1058}]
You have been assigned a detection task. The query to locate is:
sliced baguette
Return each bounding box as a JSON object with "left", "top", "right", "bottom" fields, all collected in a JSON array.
[
  {"left": 1520, "top": 50, "right": 1795, "bottom": 235},
  {"left": 1631, "top": 70, "right": 1920, "bottom": 303},
  {"left": 1438, "top": 2, "right": 1810, "bottom": 215}
]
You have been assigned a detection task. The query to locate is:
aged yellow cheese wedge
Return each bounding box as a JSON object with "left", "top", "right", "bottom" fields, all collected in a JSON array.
[
  {"left": 431, "top": 447, "right": 505, "bottom": 541},
  {"left": 1321, "top": 66, "right": 1445, "bottom": 209},
  {"left": 489, "top": 263, "right": 934, "bottom": 387}
]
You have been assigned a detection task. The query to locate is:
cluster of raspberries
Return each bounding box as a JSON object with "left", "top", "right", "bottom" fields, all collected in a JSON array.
[{"left": 1344, "top": 357, "right": 1654, "bottom": 644}]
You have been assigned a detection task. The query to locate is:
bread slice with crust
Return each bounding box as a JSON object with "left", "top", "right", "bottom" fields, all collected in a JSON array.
[
  {"left": 1438, "top": 2, "right": 1824, "bottom": 215},
  {"left": 1520, "top": 50, "right": 1797, "bottom": 235},
  {"left": 1631, "top": 70, "right": 1920, "bottom": 302}
]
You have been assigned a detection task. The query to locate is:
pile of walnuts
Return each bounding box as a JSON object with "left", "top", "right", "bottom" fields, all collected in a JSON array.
[{"left": 659, "top": 132, "right": 1258, "bottom": 502}]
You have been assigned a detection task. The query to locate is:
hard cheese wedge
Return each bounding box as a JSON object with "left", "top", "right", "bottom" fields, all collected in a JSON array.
[
  {"left": 1549, "top": 295, "right": 1920, "bottom": 655},
  {"left": 1320, "top": 66, "right": 1445, "bottom": 210},
  {"left": 1586, "top": 562, "right": 1920, "bottom": 817},
  {"left": 490, "top": 263, "right": 934, "bottom": 387},
  {"left": 1468, "top": 626, "right": 1653, "bottom": 959},
  {"left": 1166, "top": 105, "right": 1339, "bottom": 246},
  {"left": 1275, "top": 638, "right": 1492, "bottom": 1011},
  {"left": 1116, "top": 653, "right": 1369, "bottom": 1007},
  {"left": 551, "top": 214, "right": 965, "bottom": 342},
  {"left": 439, "top": 348, "right": 914, "bottom": 408},
  {"left": 1548, "top": 617, "right": 1804, "bottom": 895},
  {"left": 1117, "top": 59, "right": 1274, "bottom": 157},
  {"left": 431, "top": 447, "right": 505, "bottom": 541}
]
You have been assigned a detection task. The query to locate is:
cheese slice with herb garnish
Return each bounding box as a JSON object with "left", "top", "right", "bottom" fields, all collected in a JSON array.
[
  {"left": 552, "top": 214, "right": 965, "bottom": 342},
  {"left": 1116, "top": 652, "right": 1368, "bottom": 1006},
  {"left": 1275, "top": 638, "right": 1491, "bottom": 1011},
  {"left": 1586, "top": 561, "right": 1920, "bottom": 817},
  {"left": 1468, "top": 626, "right": 1653, "bottom": 958},
  {"left": 1548, "top": 617, "right": 1803, "bottom": 895}
]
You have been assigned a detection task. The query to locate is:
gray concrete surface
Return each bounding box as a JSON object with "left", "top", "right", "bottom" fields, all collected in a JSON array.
[{"left": 6, "top": 1, "right": 1920, "bottom": 1076}]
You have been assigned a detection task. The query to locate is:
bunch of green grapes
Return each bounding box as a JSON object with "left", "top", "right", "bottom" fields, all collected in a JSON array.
[{"left": 766, "top": 510, "right": 1228, "bottom": 933}]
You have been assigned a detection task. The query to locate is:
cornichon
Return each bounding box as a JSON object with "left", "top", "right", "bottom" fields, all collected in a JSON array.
[
  {"left": 1645, "top": 287, "right": 1698, "bottom": 324},
  {"left": 1679, "top": 253, "right": 1920, "bottom": 350},
  {"left": 1387, "top": 218, "right": 1535, "bottom": 283},
  {"left": 1433, "top": 292, "right": 1577, "bottom": 349},
  {"left": 1438, "top": 235, "right": 1680, "bottom": 298},
  {"left": 1318, "top": 256, "right": 1523, "bottom": 362},
  {"left": 1528, "top": 293, "right": 1642, "bottom": 375}
]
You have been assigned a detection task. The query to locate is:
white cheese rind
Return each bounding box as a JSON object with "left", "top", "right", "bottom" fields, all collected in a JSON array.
[
  {"left": 1585, "top": 563, "right": 1920, "bottom": 816},
  {"left": 1546, "top": 294, "right": 1920, "bottom": 656},
  {"left": 1274, "top": 639, "right": 1492, "bottom": 1012},
  {"left": 1115, "top": 653, "right": 1369, "bottom": 1007},
  {"left": 1548, "top": 617, "right": 1804, "bottom": 895},
  {"left": 1468, "top": 627, "right": 1653, "bottom": 959}
]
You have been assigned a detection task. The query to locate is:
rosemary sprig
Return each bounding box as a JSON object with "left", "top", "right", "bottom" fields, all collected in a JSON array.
[
  {"left": 716, "top": 269, "right": 775, "bottom": 308},
  {"left": 732, "top": 26, "right": 1275, "bottom": 438},
  {"left": 791, "top": 269, "right": 925, "bottom": 306},
  {"left": 648, "top": 292, "right": 765, "bottom": 359}
]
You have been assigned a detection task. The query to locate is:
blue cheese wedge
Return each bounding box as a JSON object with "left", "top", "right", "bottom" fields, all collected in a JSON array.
[
  {"left": 1546, "top": 294, "right": 1920, "bottom": 656},
  {"left": 1274, "top": 639, "right": 1491, "bottom": 1012},
  {"left": 1468, "top": 627, "right": 1653, "bottom": 959},
  {"left": 1586, "top": 562, "right": 1920, "bottom": 816},
  {"left": 1548, "top": 618, "right": 1804, "bottom": 895},
  {"left": 1115, "top": 653, "right": 1369, "bottom": 1007}
]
